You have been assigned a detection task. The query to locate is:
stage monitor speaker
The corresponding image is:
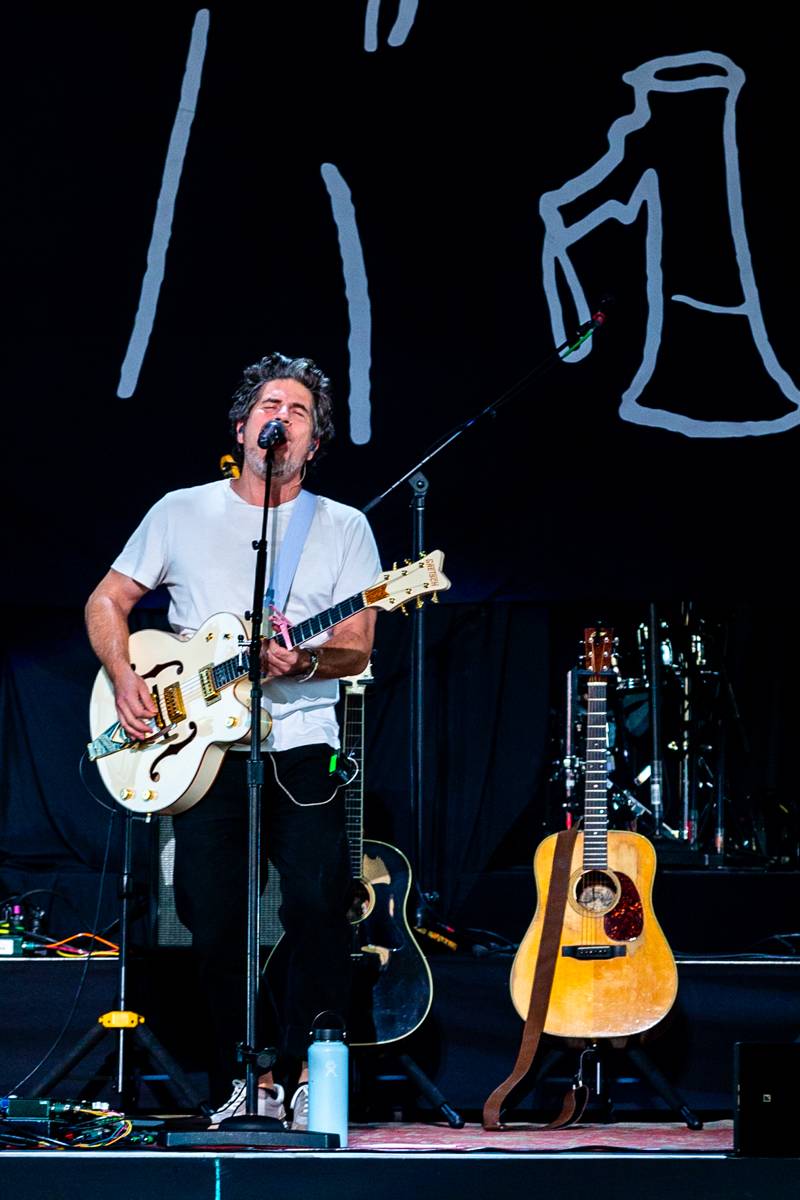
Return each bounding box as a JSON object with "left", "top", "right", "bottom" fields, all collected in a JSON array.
[
  {"left": 155, "top": 816, "right": 284, "bottom": 946},
  {"left": 734, "top": 1040, "right": 800, "bottom": 1155}
]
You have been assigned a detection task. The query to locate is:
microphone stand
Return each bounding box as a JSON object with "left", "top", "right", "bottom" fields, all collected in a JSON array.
[
  {"left": 218, "top": 422, "right": 281, "bottom": 1132},
  {"left": 168, "top": 421, "right": 338, "bottom": 1146},
  {"left": 362, "top": 310, "right": 610, "bottom": 909}
]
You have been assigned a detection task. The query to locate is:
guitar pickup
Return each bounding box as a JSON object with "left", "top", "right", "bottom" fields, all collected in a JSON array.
[
  {"left": 562, "top": 945, "right": 627, "bottom": 959},
  {"left": 198, "top": 665, "right": 221, "bottom": 704}
]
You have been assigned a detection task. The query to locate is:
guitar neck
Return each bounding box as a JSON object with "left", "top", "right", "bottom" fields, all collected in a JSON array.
[
  {"left": 342, "top": 685, "right": 366, "bottom": 878},
  {"left": 583, "top": 678, "right": 609, "bottom": 868},
  {"left": 210, "top": 592, "right": 368, "bottom": 691}
]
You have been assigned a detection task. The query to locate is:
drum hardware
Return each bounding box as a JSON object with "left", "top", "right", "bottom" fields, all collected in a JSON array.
[{"left": 550, "top": 607, "right": 739, "bottom": 862}]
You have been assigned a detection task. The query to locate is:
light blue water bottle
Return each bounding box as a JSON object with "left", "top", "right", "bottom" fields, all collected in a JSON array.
[{"left": 307, "top": 1011, "right": 349, "bottom": 1147}]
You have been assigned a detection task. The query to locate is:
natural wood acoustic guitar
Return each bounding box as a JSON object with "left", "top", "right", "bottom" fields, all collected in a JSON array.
[{"left": 509, "top": 627, "right": 677, "bottom": 1039}]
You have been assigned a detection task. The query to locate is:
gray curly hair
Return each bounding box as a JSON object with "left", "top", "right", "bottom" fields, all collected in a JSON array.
[{"left": 228, "top": 352, "right": 335, "bottom": 466}]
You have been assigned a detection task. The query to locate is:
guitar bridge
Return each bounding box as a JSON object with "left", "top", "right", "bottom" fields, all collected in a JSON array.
[
  {"left": 562, "top": 944, "right": 627, "bottom": 960},
  {"left": 163, "top": 681, "right": 186, "bottom": 723}
]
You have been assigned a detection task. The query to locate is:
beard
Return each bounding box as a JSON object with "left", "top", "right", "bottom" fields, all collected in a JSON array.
[{"left": 243, "top": 441, "right": 309, "bottom": 482}]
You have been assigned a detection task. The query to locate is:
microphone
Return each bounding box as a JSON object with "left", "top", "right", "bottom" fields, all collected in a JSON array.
[
  {"left": 575, "top": 304, "right": 612, "bottom": 337},
  {"left": 258, "top": 419, "right": 287, "bottom": 448}
]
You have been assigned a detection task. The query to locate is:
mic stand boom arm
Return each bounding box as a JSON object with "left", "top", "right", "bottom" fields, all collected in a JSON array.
[{"left": 361, "top": 308, "right": 610, "bottom": 900}]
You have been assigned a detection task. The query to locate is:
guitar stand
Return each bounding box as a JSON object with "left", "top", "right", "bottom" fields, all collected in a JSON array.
[
  {"left": 26, "top": 810, "right": 206, "bottom": 1116},
  {"left": 354, "top": 1048, "right": 464, "bottom": 1128},
  {"left": 534, "top": 1037, "right": 703, "bottom": 1130}
]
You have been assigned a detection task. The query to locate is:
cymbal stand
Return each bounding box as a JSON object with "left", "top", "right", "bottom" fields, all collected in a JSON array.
[
  {"left": 646, "top": 604, "right": 666, "bottom": 838},
  {"left": 679, "top": 602, "right": 699, "bottom": 848}
]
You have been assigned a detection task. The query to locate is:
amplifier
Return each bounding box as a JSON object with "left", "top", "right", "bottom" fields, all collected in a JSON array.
[
  {"left": 734, "top": 1041, "right": 800, "bottom": 1156},
  {"left": 156, "top": 816, "right": 284, "bottom": 946}
]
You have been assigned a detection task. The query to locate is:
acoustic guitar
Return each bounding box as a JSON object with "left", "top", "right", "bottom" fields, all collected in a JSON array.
[
  {"left": 264, "top": 667, "right": 433, "bottom": 1046},
  {"left": 509, "top": 627, "right": 677, "bottom": 1039},
  {"left": 87, "top": 552, "right": 450, "bottom": 815}
]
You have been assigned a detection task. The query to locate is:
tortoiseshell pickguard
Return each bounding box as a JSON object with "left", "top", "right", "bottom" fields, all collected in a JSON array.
[{"left": 604, "top": 871, "right": 644, "bottom": 940}]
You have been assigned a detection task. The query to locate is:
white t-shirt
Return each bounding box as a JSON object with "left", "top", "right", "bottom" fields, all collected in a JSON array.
[{"left": 112, "top": 479, "right": 382, "bottom": 751}]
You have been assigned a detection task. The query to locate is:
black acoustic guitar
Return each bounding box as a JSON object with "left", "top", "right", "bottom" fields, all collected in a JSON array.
[{"left": 264, "top": 667, "right": 432, "bottom": 1046}]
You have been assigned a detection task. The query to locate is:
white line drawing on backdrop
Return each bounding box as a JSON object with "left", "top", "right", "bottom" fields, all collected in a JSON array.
[
  {"left": 117, "top": 10, "right": 210, "bottom": 399},
  {"left": 321, "top": 164, "right": 373, "bottom": 445},
  {"left": 364, "top": 0, "right": 419, "bottom": 52},
  {"left": 541, "top": 51, "right": 800, "bottom": 438}
]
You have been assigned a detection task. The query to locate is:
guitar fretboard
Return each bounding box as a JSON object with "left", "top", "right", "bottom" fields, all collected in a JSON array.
[
  {"left": 342, "top": 688, "right": 365, "bottom": 876},
  {"left": 583, "top": 679, "right": 609, "bottom": 868},
  {"left": 209, "top": 592, "right": 368, "bottom": 692}
]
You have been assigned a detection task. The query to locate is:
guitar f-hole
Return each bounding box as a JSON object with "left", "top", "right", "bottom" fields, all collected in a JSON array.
[{"left": 148, "top": 722, "right": 198, "bottom": 782}]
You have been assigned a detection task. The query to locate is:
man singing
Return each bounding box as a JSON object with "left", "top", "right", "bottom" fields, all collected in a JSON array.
[{"left": 85, "top": 352, "right": 381, "bottom": 1127}]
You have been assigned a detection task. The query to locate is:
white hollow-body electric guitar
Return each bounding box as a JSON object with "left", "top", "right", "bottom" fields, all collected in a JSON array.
[{"left": 88, "top": 552, "right": 450, "bottom": 816}]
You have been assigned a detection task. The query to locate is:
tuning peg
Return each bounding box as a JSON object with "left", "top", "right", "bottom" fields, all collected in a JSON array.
[
  {"left": 392, "top": 562, "right": 398, "bottom": 570},
  {"left": 431, "top": 593, "right": 439, "bottom": 604},
  {"left": 400, "top": 604, "right": 409, "bottom": 616},
  {"left": 416, "top": 596, "right": 424, "bottom": 610},
  {"left": 404, "top": 558, "right": 411, "bottom": 565}
]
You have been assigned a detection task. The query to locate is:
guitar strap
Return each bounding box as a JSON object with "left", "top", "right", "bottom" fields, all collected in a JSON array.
[
  {"left": 265, "top": 490, "right": 317, "bottom": 624},
  {"left": 482, "top": 825, "right": 581, "bottom": 1131}
]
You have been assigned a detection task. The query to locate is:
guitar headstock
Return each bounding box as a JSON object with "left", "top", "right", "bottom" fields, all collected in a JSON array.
[
  {"left": 583, "top": 627, "right": 615, "bottom": 678},
  {"left": 341, "top": 663, "right": 374, "bottom": 695},
  {"left": 364, "top": 550, "right": 451, "bottom": 614}
]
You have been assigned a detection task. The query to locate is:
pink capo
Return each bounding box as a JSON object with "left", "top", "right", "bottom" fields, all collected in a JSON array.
[{"left": 269, "top": 605, "right": 294, "bottom": 649}]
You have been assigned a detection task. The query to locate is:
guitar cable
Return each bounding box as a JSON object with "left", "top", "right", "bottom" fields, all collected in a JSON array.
[{"left": 78, "top": 749, "right": 119, "bottom": 815}]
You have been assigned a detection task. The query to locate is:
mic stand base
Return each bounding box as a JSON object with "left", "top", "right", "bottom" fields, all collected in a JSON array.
[
  {"left": 218, "top": 1114, "right": 287, "bottom": 1132},
  {"left": 162, "top": 1128, "right": 339, "bottom": 1148}
]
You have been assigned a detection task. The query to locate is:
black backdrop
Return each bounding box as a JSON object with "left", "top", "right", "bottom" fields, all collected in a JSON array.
[{"left": 2, "top": 4, "right": 798, "bottom": 937}]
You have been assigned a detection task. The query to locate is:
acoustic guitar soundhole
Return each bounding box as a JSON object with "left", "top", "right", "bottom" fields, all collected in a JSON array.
[
  {"left": 574, "top": 870, "right": 620, "bottom": 915},
  {"left": 346, "top": 878, "right": 374, "bottom": 925}
]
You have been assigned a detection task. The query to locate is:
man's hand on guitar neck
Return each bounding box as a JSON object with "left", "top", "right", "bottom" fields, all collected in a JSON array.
[
  {"left": 260, "top": 609, "right": 377, "bottom": 684},
  {"left": 260, "top": 639, "right": 311, "bottom": 681}
]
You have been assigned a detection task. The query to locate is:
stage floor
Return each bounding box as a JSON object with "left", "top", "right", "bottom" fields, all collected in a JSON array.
[{"left": 2, "top": 1120, "right": 798, "bottom": 1200}]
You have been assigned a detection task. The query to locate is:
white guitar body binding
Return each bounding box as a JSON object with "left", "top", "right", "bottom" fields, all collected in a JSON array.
[{"left": 89, "top": 613, "right": 258, "bottom": 815}]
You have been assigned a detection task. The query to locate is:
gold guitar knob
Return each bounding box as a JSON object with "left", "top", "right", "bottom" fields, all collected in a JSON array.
[
  {"left": 119, "top": 788, "right": 135, "bottom": 801},
  {"left": 226, "top": 715, "right": 240, "bottom": 728},
  {"left": 141, "top": 789, "right": 158, "bottom": 802}
]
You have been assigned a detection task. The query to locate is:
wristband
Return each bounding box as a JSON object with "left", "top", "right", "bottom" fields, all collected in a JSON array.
[{"left": 296, "top": 648, "right": 320, "bottom": 682}]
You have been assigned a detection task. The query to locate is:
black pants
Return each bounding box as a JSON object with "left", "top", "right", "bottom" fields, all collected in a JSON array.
[{"left": 172, "top": 745, "right": 351, "bottom": 1104}]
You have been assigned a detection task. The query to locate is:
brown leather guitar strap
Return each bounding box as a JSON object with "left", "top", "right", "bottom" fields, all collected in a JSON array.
[{"left": 482, "top": 826, "right": 580, "bottom": 1130}]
